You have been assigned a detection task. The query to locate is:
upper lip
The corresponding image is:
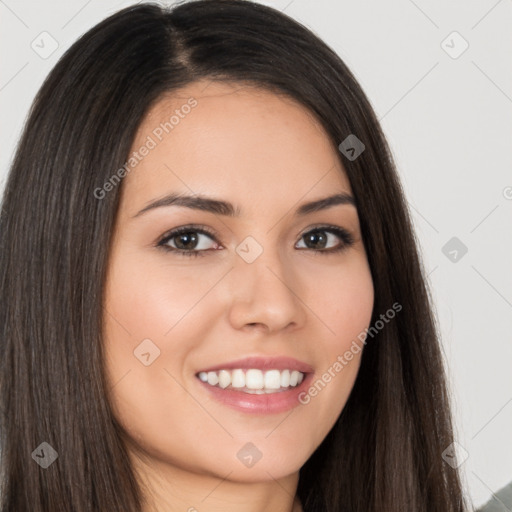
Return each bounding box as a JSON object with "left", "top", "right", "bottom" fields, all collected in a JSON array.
[{"left": 196, "top": 356, "right": 313, "bottom": 374}]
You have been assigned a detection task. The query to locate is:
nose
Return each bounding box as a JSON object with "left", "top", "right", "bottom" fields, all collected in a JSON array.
[{"left": 227, "top": 246, "right": 307, "bottom": 334}]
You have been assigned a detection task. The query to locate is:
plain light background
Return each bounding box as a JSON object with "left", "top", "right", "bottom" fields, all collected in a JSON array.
[{"left": 1, "top": 0, "right": 511, "bottom": 508}]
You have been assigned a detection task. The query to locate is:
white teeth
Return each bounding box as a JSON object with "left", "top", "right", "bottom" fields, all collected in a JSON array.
[
  {"left": 231, "top": 369, "right": 245, "bottom": 388},
  {"left": 280, "top": 369, "right": 290, "bottom": 387},
  {"left": 197, "top": 368, "right": 306, "bottom": 393},
  {"left": 218, "top": 369, "right": 231, "bottom": 389},
  {"left": 264, "top": 370, "right": 281, "bottom": 389},
  {"left": 245, "top": 369, "right": 264, "bottom": 389}
]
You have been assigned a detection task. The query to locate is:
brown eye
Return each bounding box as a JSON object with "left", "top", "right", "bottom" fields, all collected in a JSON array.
[
  {"left": 157, "top": 226, "right": 220, "bottom": 257},
  {"left": 296, "top": 226, "right": 354, "bottom": 253}
]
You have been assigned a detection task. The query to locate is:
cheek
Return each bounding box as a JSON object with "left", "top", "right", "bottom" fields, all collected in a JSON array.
[
  {"left": 102, "top": 253, "right": 213, "bottom": 468},
  {"left": 104, "top": 250, "right": 223, "bottom": 341},
  {"left": 298, "top": 255, "right": 374, "bottom": 417},
  {"left": 306, "top": 254, "right": 375, "bottom": 346},
  {"left": 102, "top": 253, "right": 228, "bottom": 429}
]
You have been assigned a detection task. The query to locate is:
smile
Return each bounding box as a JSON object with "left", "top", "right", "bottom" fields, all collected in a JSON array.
[
  {"left": 195, "top": 356, "right": 313, "bottom": 414},
  {"left": 197, "top": 368, "right": 305, "bottom": 394}
]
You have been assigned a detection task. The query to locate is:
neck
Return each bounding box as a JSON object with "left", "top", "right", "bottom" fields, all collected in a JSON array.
[{"left": 129, "top": 449, "right": 303, "bottom": 512}]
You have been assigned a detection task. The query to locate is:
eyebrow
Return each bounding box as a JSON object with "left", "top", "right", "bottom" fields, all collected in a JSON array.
[{"left": 132, "top": 192, "right": 356, "bottom": 218}]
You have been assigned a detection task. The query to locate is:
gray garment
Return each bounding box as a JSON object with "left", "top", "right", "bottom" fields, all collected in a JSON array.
[{"left": 476, "top": 481, "right": 512, "bottom": 512}]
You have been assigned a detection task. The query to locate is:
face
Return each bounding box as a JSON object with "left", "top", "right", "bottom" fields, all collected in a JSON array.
[{"left": 103, "top": 80, "right": 374, "bottom": 484}]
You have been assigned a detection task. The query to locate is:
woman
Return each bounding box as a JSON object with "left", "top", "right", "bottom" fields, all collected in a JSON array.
[{"left": 0, "top": 1, "right": 470, "bottom": 510}]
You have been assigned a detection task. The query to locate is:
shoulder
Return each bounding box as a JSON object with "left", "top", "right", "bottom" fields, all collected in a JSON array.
[{"left": 476, "top": 481, "right": 512, "bottom": 512}]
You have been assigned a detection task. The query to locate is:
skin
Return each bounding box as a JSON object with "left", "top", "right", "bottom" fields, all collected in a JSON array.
[{"left": 103, "top": 79, "right": 375, "bottom": 512}]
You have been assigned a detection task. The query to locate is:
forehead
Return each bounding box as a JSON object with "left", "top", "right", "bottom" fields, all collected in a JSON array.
[{"left": 120, "top": 80, "right": 352, "bottom": 217}]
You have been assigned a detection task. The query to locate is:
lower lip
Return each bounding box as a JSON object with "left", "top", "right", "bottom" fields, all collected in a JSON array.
[{"left": 196, "top": 374, "right": 313, "bottom": 414}]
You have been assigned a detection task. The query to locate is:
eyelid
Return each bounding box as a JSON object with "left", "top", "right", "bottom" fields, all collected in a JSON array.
[
  {"left": 156, "top": 224, "right": 218, "bottom": 248},
  {"left": 158, "top": 223, "right": 217, "bottom": 240}
]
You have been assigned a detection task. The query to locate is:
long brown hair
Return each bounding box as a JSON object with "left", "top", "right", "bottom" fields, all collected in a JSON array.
[{"left": 0, "top": 1, "right": 469, "bottom": 510}]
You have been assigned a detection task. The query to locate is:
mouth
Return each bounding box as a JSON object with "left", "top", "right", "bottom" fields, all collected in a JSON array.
[
  {"left": 194, "top": 356, "right": 313, "bottom": 414},
  {"left": 197, "top": 368, "right": 305, "bottom": 394}
]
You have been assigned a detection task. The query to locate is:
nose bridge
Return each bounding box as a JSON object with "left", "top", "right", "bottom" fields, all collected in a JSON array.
[{"left": 227, "top": 234, "right": 305, "bottom": 331}]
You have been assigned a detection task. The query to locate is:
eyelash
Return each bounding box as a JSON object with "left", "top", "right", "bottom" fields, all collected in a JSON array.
[{"left": 156, "top": 224, "right": 355, "bottom": 258}]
